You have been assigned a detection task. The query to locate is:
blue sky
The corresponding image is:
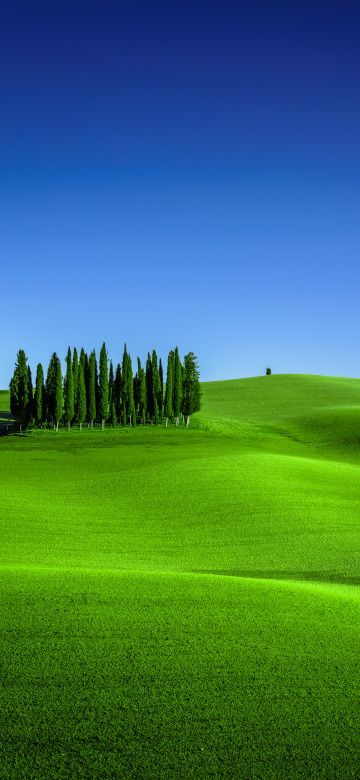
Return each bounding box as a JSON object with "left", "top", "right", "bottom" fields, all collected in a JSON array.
[{"left": 1, "top": 1, "right": 359, "bottom": 384}]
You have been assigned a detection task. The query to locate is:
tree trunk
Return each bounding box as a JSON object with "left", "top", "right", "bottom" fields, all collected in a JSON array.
[
  {"left": 129, "top": 413, "right": 132, "bottom": 427},
  {"left": 102, "top": 418, "right": 105, "bottom": 430},
  {"left": 165, "top": 417, "right": 168, "bottom": 427},
  {"left": 79, "top": 421, "right": 82, "bottom": 431},
  {"left": 67, "top": 420, "right": 70, "bottom": 431},
  {"left": 176, "top": 416, "right": 179, "bottom": 426},
  {"left": 186, "top": 415, "right": 190, "bottom": 427}
]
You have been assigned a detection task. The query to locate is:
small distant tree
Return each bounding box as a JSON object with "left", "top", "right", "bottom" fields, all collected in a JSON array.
[
  {"left": 181, "top": 352, "right": 201, "bottom": 427},
  {"left": 266, "top": 367, "right": 272, "bottom": 376},
  {"left": 99, "top": 342, "right": 109, "bottom": 429},
  {"left": 108, "top": 360, "right": 115, "bottom": 412},
  {"left": 63, "top": 347, "right": 74, "bottom": 431}
]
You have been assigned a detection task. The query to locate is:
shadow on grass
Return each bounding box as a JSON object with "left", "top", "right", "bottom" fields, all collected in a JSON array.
[{"left": 192, "top": 569, "right": 360, "bottom": 585}]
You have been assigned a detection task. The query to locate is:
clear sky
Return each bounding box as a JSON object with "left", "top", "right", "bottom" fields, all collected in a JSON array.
[{"left": 1, "top": 1, "right": 359, "bottom": 384}]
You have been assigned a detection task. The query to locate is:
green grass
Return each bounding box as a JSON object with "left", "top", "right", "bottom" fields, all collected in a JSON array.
[{"left": 0, "top": 375, "right": 359, "bottom": 778}]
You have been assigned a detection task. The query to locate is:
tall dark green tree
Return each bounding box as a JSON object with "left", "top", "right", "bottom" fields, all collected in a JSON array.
[
  {"left": 87, "top": 350, "right": 97, "bottom": 427},
  {"left": 9, "top": 349, "right": 30, "bottom": 425},
  {"left": 108, "top": 360, "right": 115, "bottom": 411},
  {"left": 63, "top": 347, "right": 74, "bottom": 430},
  {"left": 46, "top": 353, "right": 63, "bottom": 430},
  {"left": 114, "top": 363, "right": 122, "bottom": 420},
  {"left": 72, "top": 347, "right": 79, "bottom": 420},
  {"left": 34, "top": 363, "right": 46, "bottom": 427},
  {"left": 137, "top": 357, "right": 147, "bottom": 424},
  {"left": 159, "top": 358, "right": 164, "bottom": 417},
  {"left": 27, "top": 365, "right": 34, "bottom": 423},
  {"left": 173, "top": 346, "right": 183, "bottom": 425},
  {"left": 99, "top": 342, "right": 109, "bottom": 429},
  {"left": 78, "top": 349, "right": 88, "bottom": 422},
  {"left": 151, "top": 350, "right": 161, "bottom": 423},
  {"left": 121, "top": 345, "right": 135, "bottom": 425},
  {"left": 76, "top": 360, "right": 86, "bottom": 431},
  {"left": 181, "top": 352, "right": 202, "bottom": 426},
  {"left": 145, "top": 352, "right": 154, "bottom": 421},
  {"left": 164, "top": 350, "right": 174, "bottom": 423}
]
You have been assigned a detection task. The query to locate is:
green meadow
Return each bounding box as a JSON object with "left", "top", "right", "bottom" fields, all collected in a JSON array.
[{"left": 0, "top": 374, "right": 359, "bottom": 779}]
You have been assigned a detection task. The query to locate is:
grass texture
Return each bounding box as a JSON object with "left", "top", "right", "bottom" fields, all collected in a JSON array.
[{"left": 0, "top": 374, "right": 359, "bottom": 778}]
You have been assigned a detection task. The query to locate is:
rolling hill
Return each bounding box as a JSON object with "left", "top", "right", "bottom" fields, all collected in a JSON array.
[{"left": 0, "top": 375, "right": 359, "bottom": 778}]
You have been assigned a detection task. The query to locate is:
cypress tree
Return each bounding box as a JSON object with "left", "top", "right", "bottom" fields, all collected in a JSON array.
[
  {"left": 34, "top": 363, "right": 45, "bottom": 427},
  {"left": 181, "top": 352, "right": 202, "bottom": 427},
  {"left": 159, "top": 358, "right": 164, "bottom": 418},
  {"left": 46, "top": 353, "right": 56, "bottom": 426},
  {"left": 27, "top": 365, "right": 34, "bottom": 423},
  {"left": 72, "top": 347, "right": 79, "bottom": 420},
  {"left": 9, "top": 349, "right": 29, "bottom": 425},
  {"left": 53, "top": 355, "right": 63, "bottom": 431},
  {"left": 63, "top": 347, "right": 74, "bottom": 431},
  {"left": 164, "top": 350, "right": 174, "bottom": 424},
  {"left": 108, "top": 360, "right": 115, "bottom": 411},
  {"left": 114, "top": 363, "right": 122, "bottom": 420},
  {"left": 137, "top": 357, "right": 147, "bottom": 424},
  {"left": 173, "top": 346, "right": 183, "bottom": 425},
  {"left": 111, "top": 401, "right": 117, "bottom": 427},
  {"left": 122, "top": 345, "right": 129, "bottom": 426},
  {"left": 127, "top": 350, "right": 136, "bottom": 426},
  {"left": 95, "top": 354, "right": 100, "bottom": 421},
  {"left": 99, "top": 342, "right": 109, "bottom": 429},
  {"left": 88, "top": 350, "right": 97, "bottom": 427},
  {"left": 77, "top": 361, "right": 86, "bottom": 431},
  {"left": 121, "top": 345, "right": 135, "bottom": 425},
  {"left": 79, "top": 349, "right": 88, "bottom": 422},
  {"left": 146, "top": 352, "right": 154, "bottom": 422},
  {"left": 151, "top": 351, "right": 161, "bottom": 423}
]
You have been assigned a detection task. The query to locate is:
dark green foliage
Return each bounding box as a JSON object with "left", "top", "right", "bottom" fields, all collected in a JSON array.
[
  {"left": 181, "top": 352, "right": 202, "bottom": 425},
  {"left": 110, "top": 401, "right": 117, "bottom": 427},
  {"left": 122, "top": 345, "right": 135, "bottom": 426},
  {"left": 137, "top": 357, "right": 147, "bottom": 424},
  {"left": 72, "top": 348, "right": 79, "bottom": 420},
  {"left": 159, "top": 358, "right": 164, "bottom": 416},
  {"left": 27, "top": 365, "right": 34, "bottom": 422},
  {"left": 164, "top": 350, "right": 174, "bottom": 420},
  {"left": 34, "top": 363, "right": 46, "bottom": 426},
  {"left": 114, "top": 363, "right": 122, "bottom": 420},
  {"left": 63, "top": 347, "right": 74, "bottom": 429},
  {"left": 99, "top": 343, "right": 109, "bottom": 429},
  {"left": 173, "top": 346, "right": 183, "bottom": 423},
  {"left": 9, "top": 349, "right": 30, "bottom": 422},
  {"left": 146, "top": 352, "right": 154, "bottom": 421},
  {"left": 87, "top": 350, "right": 97, "bottom": 426},
  {"left": 46, "top": 353, "right": 63, "bottom": 428},
  {"left": 266, "top": 367, "right": 272, "bottom": 376},
  {"left": 151, "top": 351, "right": 161, "bottom": 422},
  {"left": 108, "top": 360, "right": 115, "bottom": 411},
  {"left": 76, "top": 360, "right": 86, "bottom": 430}
]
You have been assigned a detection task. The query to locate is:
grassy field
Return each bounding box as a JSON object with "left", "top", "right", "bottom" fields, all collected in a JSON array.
[{"left": 0, "top": 375, "right": 359, "bottom": 778}]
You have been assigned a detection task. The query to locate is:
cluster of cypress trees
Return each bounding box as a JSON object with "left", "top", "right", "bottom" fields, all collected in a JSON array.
[{"left": 9, "top": 344, "right": 201, "bottom": 430}]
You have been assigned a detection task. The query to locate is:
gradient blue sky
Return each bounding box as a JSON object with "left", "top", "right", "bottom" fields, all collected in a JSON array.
[{"left": 1, "top": 1, "right": 359, "bottom": 384}]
